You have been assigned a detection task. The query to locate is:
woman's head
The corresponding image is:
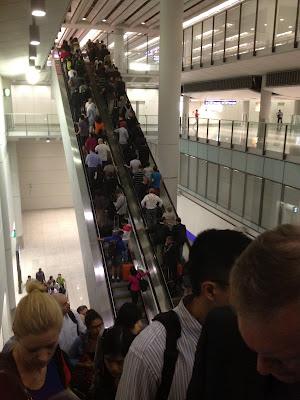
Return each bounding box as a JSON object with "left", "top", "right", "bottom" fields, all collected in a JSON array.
[
  {"left": 102, "top": 325, "right": 132, "bottom": 378},
  {"left": 130, "top": 267, "right": 137, "bottom": 276},
  {"left": 115, "top": 303, "right": 143, "bottom": 335},
  {"left": 85, "top": 309, "right": 103, "bottom": 339},
  {"left": 13, "top": 280, "right": 63, "bottom": 369}
]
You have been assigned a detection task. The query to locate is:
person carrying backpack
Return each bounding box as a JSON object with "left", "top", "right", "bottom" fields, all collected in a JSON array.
[
  {"left": 116, "top": 229, "right": 251, "bottom": 400},
  {"left": 127, "top": 267, "right": 149, "bottom": 304}
]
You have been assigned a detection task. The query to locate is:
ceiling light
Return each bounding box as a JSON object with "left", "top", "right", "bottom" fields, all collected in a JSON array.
[
  {"left": 29, "top": 23, "right": 40, "bottom": 46},
  {"left": 264, "top": 23, "right": 267, "bottom": 27},
  {"left": 141, "top": 22, "right": 146, "bottom": 25},
  {"left": 280, "top": 18, "right": 284, "bottom": 22},
  {"left": 289, "top": 25, "right": 293, "bottom": 29},
  {"left": 250, "top": 27, "right": 254, "bottom": 31},
  {"left": 31, "top": 0, "right": 46, "bottom": 17},
  {"left": 102, "top": 19, "right": 107, "bottom": 22},
  {"left": 29, "top": 44, "right": 37, "bottom": 60},
  {"left": 46, "top": 138, "right": 50, "bottom": 143},
  {"left": 82, "top": 17, "right": 87, "bottom": 21},
  {"left": 26, "top": 66, "right": 40, "bottom": 85}
]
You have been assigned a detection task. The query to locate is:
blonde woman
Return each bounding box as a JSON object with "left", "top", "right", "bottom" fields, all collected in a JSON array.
[{"left": 0, "top": 280, "right": 73, "bottom": 400}]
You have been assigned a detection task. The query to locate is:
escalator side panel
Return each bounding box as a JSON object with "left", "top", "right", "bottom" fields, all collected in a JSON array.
[{"left": 52, "top": 60, "right": 115, "bottom": 327}]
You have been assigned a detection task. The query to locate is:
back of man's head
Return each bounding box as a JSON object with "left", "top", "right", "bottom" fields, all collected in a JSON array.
[
  {"left": 188, "top": 229, "right": 251, "bottom": 296},
  {"left": 230, "top": 224, "right": 300, "bottom": 318}
]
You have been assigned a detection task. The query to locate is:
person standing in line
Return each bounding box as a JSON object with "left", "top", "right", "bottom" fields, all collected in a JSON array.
[
  {"left": 172, "top": 217, "right": 187, "bottom": 261},
  {"left": 36, "top": 267, "right": 46, "bottom": 283},
  {"left": 95, "top": 138, "right": 110, "bottom": 167},
  {"left": 116, "top": 229, "right": 251, "bottom": 400},
  {"left": 141, "top": 188, "right": 163, "bottom": 227},
  {"left": 150, "top": 165, "right": 162, "bottom": 196},
  {"left": 77, "top": 114, "right": 89, "bottom": 148},
  {"left": 128, "top": 267, "right": 149, "bottom": 304}
]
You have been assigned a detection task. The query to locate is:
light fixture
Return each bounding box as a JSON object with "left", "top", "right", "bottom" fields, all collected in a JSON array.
[
  {"left": 31, "top": 0, "right": 46, "bottom": 17},
  {"left": 141, "top": 21, "right": 146, "bottom": 25},
  {"left": 29, "top": 44, "right": 37, "bottom": 60},
  {"left": 102, "top": 19, "right": 107, "bottom": 22},
  {"left": 82, "top": 17, "right": 87, "bottom": 21},
  {"left": 46, "top": 137, "right": 50, "bottom": 143},
  {"left": 289, "top": 25, "right": 293, "bottom": 29},
  {"left": 26, "top": 66, "right": 40, "bottom": 85},
  {"left": 264, "top": 23, "right": 267, "bottom": 27},
  {"left": 3, "top": 88, "right": 11, "bottom": 97},
  {"left": 280, "top": 18, "right": 285, "bottom": 22},
  {"left": 30, "top": 22, "right": 40, "bottom": 46},
  {"left": 250, "top": 27, "right": 254, "bottom": 31}
]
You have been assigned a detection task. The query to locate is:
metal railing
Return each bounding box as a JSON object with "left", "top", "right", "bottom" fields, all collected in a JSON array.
[{"left": 5, "top": 113, "right": 60, "bottom": 137}]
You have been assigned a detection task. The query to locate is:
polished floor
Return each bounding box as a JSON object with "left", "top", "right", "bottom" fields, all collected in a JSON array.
[{"left": 20, "top": 208, "right": 89, "bottom": 309}]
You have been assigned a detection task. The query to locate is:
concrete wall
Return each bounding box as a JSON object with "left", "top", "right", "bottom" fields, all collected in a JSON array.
[
  {"left": 11, "top": 85, "right": 57, "bottom": 115},
  {"left": 17, "top": 140, "right": 73, "bottom": 210}
]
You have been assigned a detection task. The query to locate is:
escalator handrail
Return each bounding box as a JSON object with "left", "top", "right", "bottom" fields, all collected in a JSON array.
[{"left": 57, "top": 57, "right": 117, "bottom": 319}]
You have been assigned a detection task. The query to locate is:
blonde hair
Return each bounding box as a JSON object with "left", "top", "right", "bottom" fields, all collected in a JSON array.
[{"left": 13, "top": 280, "right": 63, "bottom": 338}]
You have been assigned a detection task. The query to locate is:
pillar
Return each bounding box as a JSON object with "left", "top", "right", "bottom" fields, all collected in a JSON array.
[
  {"left": 157, "top": 0, "right": 184, "bottom": 206},
  {"left": 258, "top": 76, "right": 272, "bottom": 146},
  {"left": 242, "top": 100, "right": 250, "bottom": 121},
  {"left": 293, "top": 100, "right": 300, "bottom": 124},
  {"left": 182, "top": 95, "right": 190, "bottom": 133},
  {"left": 113, "top": 28, "right": 125, "bottom": 73},
  {"left": 8, "top": 142, "right": 23, "bottom": 248}
]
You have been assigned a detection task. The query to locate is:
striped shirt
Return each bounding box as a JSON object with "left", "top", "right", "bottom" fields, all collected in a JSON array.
[{"left": 116, "top": 298, "right": 202, "bottom": 400}]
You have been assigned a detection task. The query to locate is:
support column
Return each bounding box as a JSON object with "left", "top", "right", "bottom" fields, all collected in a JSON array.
[
  {"left": 182, "top": 95, "right": 190, "bottom": 134},
  {"left": 157, "top": 0, "right": 184, "bottom": 206},
  {"left": 293, "top": 100, "right": 300, "bottom": 124},
  {"left": 258, "top": 76, "right": 272, "bottom": 146},
  {"left": 8, "top": 142, "right": 23, "bottom": 248},
  {"left": 242, "top": 100, "right": 250, "bottom": 121},
  {"left": 113, "top": 28, "right": 125, "bottom": 73}
]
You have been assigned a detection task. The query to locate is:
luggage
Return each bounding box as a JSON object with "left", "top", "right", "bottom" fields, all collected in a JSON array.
[{"left": 122, "top": 263, "right": 133, "bottom": 281}]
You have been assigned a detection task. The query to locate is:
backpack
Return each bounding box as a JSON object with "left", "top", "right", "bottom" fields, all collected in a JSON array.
[
  {"left": 153, "top": 310, "right": 181, "bottom": 400},
  {"left": 68, "top": 310, "right": 80, "bottom": 336}
]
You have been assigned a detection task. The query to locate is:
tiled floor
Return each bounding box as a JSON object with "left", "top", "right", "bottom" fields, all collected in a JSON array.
[{"left": 20, "top": 208, "right": 89, "bottom": 309}]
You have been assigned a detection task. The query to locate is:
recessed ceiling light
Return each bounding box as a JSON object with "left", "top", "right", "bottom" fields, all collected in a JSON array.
[
  {"left": 250, "top": 28, "right": 254, "bottom": 31},
  {"left": 141, "top": 22, "right": 146, "bottom": 25},
  {"left": 280, "top": 18, "right": 284, "bottom": 22},
  {"left": 102, "top": 19, "right": 107, "bottom": 22},
  {"left": 289, "top": 25, "right": 293, "bottom": 28},
  {"left": 82, "top": 17, "right": 87, "bottom": 21},
  {"left": 264, "top": 23, "right": 267, "bottom": 27},
  {"left": 29, "top": 23, "right": 40, "bottom": 46}
]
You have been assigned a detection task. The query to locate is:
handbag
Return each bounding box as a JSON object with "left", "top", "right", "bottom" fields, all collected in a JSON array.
[{"left": 140, "top": 278, "right": 149, "bottom": 292}]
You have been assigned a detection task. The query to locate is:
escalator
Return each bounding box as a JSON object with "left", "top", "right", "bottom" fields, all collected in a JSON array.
[
  {"left": 84, "top": 61, "right": 191, "bottom": 300},
  {"left": 52, "top": 57, "right": 173, "bottom": 327}
]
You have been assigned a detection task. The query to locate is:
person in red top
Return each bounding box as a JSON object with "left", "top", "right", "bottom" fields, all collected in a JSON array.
[
  {"left": 84, "top": 133, "right": 98, "bottom": 154},
  {"left": 128, "top": 267, "right": 149, "bottom": 304}
]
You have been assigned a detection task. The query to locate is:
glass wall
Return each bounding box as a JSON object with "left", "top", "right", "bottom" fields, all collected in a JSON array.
[
  {"left": 180, "top": 0, "right": 300, "bottom": 68},
  {"left": 179, "top": 151, "right": 300, "bottom": 232},
  {"left": 261, "top": 180, "right": 282, "bottom": 229},
  {"left": 225, "top": 6, "right": 240, "bottom": 58}
]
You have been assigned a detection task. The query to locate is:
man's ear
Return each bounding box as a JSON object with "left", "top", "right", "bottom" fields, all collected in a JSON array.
[{"left": 200, "top": 281, "right": 217, "bottom": 301}]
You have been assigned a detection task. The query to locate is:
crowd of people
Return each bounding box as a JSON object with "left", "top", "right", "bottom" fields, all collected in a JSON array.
[
  {"left": 2, "top": 225, "right": 300, "bottom": 399},
  {"left": 57, "top": 38, "right": 188, "bottom": 294},
  {"left": 27, "top": 269, "right": 67, "bottom": 294}
]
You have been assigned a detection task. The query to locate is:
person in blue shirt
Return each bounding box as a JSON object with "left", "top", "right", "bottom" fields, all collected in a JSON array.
[
  {"left": 103, "top": 230, "right": 126, "bottom": 282},
  {"left": 150, "top": 165, "right": 162, "bottom": 195},
  {"left": 85, "top": 149, "right": 101, "bottom": 187}
]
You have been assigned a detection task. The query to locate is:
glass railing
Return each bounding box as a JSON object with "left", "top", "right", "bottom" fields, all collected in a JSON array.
[
  {"left": 5, "top": 113, "right": 60, "bottom": 137},
  {"left": 141, "top": 114, "right": 300, "bottom": 162}
]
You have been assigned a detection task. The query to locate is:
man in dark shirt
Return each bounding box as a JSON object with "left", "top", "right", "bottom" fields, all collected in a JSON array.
[{"left": 36, "top": 268, "right": 45, "bottom": 283}]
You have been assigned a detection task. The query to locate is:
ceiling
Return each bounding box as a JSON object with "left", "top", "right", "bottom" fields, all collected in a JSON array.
[
  {"left": 59, "top": 0, "right": 220, "bottom": 46},
  {"left": 0, "top": 0, "right": 70, "bottom": 78}
]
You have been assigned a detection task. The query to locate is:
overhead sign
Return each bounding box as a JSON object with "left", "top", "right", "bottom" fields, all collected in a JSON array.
[{"left": 204, "top": 100, "right": 237, "bottom": 105}]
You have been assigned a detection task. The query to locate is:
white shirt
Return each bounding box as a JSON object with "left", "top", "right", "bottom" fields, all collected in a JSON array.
[
  {"left": 58, "top": 311, "right": 86, "bottom": 355},
  {"left": 144, "top": 166, "right": 153, "bottom": 179},
  {"left": 95, "top": 143, "right": 110, "bottom": 162},
  {"left": 141, "top": 193, "right": 163, "bottom": 210},
  {"left": 116, "top": 299, "right": 202, "bottom": 400},
  {"left": 115, "top": 127, "right": 129, "bottom": 144},
  {"left": 130, "top": 159, "right": 142, "bottom": 173},
  {"left": 68, "top": 69, "right": 77, "bottom": 79}
]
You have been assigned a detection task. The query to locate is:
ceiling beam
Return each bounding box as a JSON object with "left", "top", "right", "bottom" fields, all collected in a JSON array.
[{"left": 62, "top": 22, "right": 159, "bottom": 35}]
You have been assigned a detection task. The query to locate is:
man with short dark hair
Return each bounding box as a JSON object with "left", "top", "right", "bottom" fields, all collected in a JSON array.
[
  {"left": 35, "top": 268, "right": 45, "bottom": 283},
  {"left": 231, "top": 224, "right": 300, "bottom": 388},
  {"left": 116, "top": 229, "right": 251, "bottom": 400}
]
